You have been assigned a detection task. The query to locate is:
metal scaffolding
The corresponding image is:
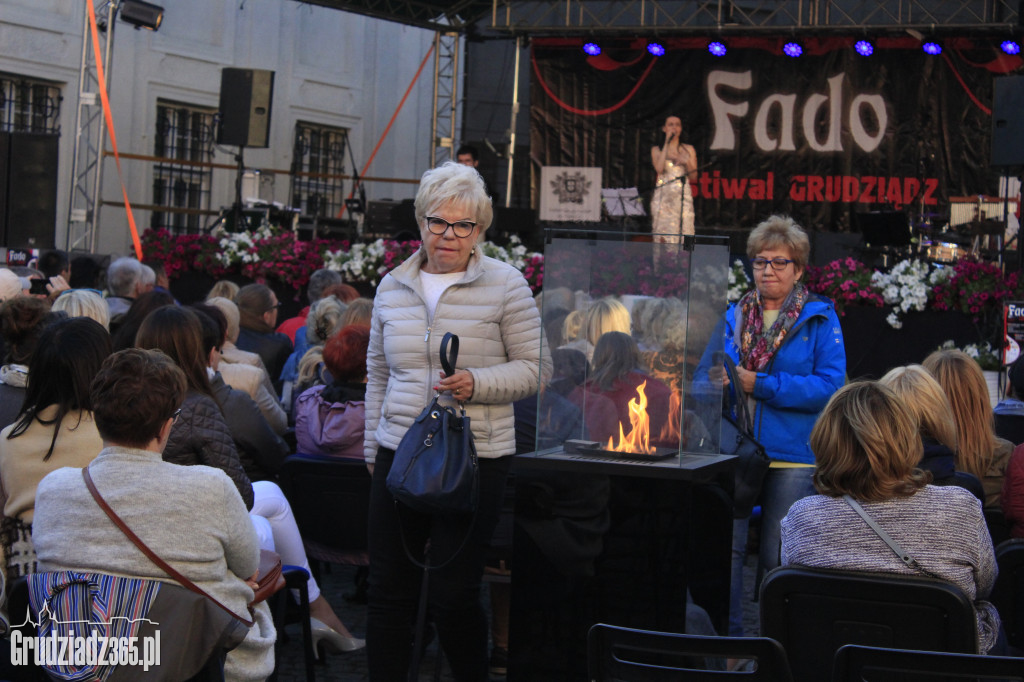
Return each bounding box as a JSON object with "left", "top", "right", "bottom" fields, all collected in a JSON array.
[
  {"left": 484, "top": 0, "right": 1022, "bottom": 35},
  {"left": 67, "top": 0, "right": 119, "bottom": 254},
  {"left": 430, "top": 30, "right": 461, "bottom": 168}
]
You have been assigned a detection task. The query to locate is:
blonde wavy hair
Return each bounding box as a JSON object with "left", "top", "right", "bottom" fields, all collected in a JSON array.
[
  {"left": 879, "top": 364, "right": 957, "bottom": 453},
  {"left": 811, "top": 381, "right": 929, "bottom": 501},
  {"left": 922, "top": 349, "right": 995, "bottom": 480},
  {"left": 583, "top": 297, "right": 631, "bottom": 346}
]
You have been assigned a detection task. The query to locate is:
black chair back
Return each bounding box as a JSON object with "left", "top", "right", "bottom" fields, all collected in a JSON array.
[
  {"left": 278, "top": 453, "right": 372, "bottom": 562},
  {"left": 587, "top": 623, "right": 794, "bottom": 681},
  {"left": 994, "top": 412, "right": 1024, "bottom": 447},
  {"left": 833, "top": 644, "right": 1024, "bottom": 681},
  {"left": 760, "top": 566, "right": 978, "bottom": 682},
  {"left": 992, "top": 538, "right": 1024, "bottom": 651}
]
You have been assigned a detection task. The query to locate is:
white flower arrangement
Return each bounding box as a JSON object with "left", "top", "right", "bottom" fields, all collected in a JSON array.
[
  {"left": 727, "top": 259, "right": 751, "bottom": 302},
  {"left": 870, "top": 258, "right": 939, "bottom": 328},
  {"left": 213, "top": 223, "right": 275, "bottom": 268},
  {"left": 938, "top": 339, "right": 1002, "bottom": 371}
]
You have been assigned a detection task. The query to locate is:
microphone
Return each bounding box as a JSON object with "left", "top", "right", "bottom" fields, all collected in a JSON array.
[{"left": 667, "top": 132, "right": 676, "bottom": 142}]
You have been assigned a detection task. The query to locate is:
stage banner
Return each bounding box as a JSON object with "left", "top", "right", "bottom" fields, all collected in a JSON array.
[
  {"left": 538, "top": 166, "right": 603, "bottom": 221},
  {"left": 530, "top": 36, "right": 1023, "bottom": 232}
]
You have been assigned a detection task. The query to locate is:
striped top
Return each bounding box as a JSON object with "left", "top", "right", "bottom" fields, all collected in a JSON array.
[{"left": 781, "top": 485, "right": 1000, "bottom": 653}]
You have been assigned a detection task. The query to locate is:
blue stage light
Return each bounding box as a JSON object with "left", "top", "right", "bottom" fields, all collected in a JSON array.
[
  {"left": 923, "top": 42, "right": 942, "bottom": 55},
  {"left": 1001, "top": 40, "right": 1021, "bottom": 55},
  {"left": 708, "top": 41, "right": 727, "bottom": 57},
  {"left": 855, "top": 40, "right": 874, "bottom": 56},
  {"left": 647, "top": 42, "right": 666, "bottom": 57},
  {"left": 783, "top": 42, "right": 803, "bottom": 58},
  {"left": 583, "top": 42, "right": 601, "bottom": 56}
]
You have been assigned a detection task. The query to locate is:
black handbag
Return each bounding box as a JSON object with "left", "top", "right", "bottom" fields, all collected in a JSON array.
[
  {"left": 386, "top": 332, "right": 480, "bottom": 516},
  {"left": 720, "top": 354, "right": 771, "bottom": 519}
]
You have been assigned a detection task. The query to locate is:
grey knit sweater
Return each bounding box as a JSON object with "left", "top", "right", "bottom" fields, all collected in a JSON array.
[{"left": 781, "top": 484, "right": 1000, "bottom": 653}]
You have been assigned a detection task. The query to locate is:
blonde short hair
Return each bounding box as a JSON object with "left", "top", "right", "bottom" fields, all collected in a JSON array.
[
  {"left": 414, "top": 161, "right": 493, "bottom": 232},
  {"left": 746, "top": 214, "right": 811, "bottom": 268},
  {"left": 922, "top": 349, "right": 995, "bottom": 481},
  {"left": 879, "top": 364, "right": 958, "bottom": 452},
  {"left": 811, "top": 381, "right": 929, "bottom": 501},
  {"left": 206, "top": 296, "right": 240, "bottom": 343},
  {"left": 584, "top": 297, "right": 631, "bottom": 346},
  {"left": 52, "top": 289, "right": 110, "bottom": 330}
]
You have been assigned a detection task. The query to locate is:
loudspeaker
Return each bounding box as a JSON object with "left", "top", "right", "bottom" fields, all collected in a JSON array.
[
  {"left": 0, "top": 132, "right": 58, "bottom": 249},
  {"left": 991, "top": 75, "right": 1024, "bottom": 167},
  {"left": 217, "top": 68, "right": 274, "bottom": 148}
]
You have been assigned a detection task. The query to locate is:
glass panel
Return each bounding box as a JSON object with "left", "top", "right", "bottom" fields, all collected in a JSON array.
[
  {"left": 535, "top": 232, "right": 729, "bottom": 466},
  {"left": 290, "top": 122, "right": 348, "bottom": 219},
  {"left": 0, "top": 75, "right": 61, "bottom": 134},
  {"left": 152, "top": 101, "right": 215, "bottom": 233}
]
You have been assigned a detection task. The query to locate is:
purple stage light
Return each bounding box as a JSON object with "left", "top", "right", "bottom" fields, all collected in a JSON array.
[
  {"left": 1001, "top": 40, "right": 1021, "bottom": 55},
  {"left": 923, "top": 42, "right": 942, "bottom": 55},
  {"left": 708, "top": 41, "right": 727, "bottom": 57},
  {"left": 783, "top": 42, "right": 803, "bottom": 58},
  {"left": 855, "top": 40, "right": 874, "bottom": 56},
  {"left": 583, "top": 42, "right": 601, "bottom": 56},
  {"left": 647, "top": 42, "right": 666, "bottom": 57}
]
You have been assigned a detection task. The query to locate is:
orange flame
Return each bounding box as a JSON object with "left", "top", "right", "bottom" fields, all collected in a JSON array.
[{"left": 605, "top": 380, "right": 654, "bottom": 454}]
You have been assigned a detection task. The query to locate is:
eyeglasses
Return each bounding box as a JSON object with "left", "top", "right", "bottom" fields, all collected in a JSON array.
[
  {"left": 751, "top": 257, "right": 796, "bottom": 271},
  {"left": 425, "top": 216, "right": 477, "bottom": 238},
  {"left": 171, "top": 408, "right": 182, "bottom": 424}
]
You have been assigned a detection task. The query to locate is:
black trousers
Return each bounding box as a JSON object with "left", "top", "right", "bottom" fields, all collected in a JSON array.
[{"left": 366, "top": 447, "right": 511, "bottom": 682}]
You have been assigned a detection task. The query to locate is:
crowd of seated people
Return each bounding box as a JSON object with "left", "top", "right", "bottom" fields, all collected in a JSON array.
[
  {"left": 0, "top": 258, "right": 374, "bottom": 680},
  {"left": 2, "top": 245, "right": 1023, "bottom": 680}
]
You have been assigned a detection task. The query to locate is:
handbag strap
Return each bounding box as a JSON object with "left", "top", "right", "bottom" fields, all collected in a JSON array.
[
  {"left": 722, "top": 353, "right": 755, "bottom": 432},
  {"left": 440, "top": 332, "right": 459, "bottom": 377},
  {"left": 82, "top": 467, "right": 254, "bottom": 627},
  {"left": 842, "top": 494, "right": 934, "bottom": 576}
]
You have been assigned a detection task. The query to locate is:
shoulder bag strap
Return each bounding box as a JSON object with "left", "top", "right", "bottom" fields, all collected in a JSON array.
[
  {"left": 440, "top": 332, "right": 459, "bottom": 378},
  {"left": 842, "top": 494, "right": 934, "bottom": 575},
  {"left": 722, "top": 353, "right": 755, "bottom": 433},
  {"left": 82, "top": 467, "right": 254, "bottom": 626}
]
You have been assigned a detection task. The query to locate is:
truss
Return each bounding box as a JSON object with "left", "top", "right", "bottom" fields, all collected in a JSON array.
[
  {"left": 431, "top": 31, "right": 460, "bottom": 168},
  {"left": 486, "top": 0, "right": 1022, "bottom": 35},
  {"left": 299, "top": 1, "right": 1022, "bottom": 35}
]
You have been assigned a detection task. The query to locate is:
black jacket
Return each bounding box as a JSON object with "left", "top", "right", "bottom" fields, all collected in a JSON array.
[
  {"left": 236, "top": 327, "right": 292, "bottom": 391},
  {"left": 920, "top": 437, "right": 985, "bottom": 503},
  {"left": 210, "top": 372, "right": 289, "bottom": 481},
  {"left": 163, "top": 391, "right": 254, "bottom": 509}
]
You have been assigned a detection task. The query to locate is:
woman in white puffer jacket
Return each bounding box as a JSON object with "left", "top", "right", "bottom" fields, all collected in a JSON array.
[{"left": 364, "top": 161, "right": 551, "bottom": 681}]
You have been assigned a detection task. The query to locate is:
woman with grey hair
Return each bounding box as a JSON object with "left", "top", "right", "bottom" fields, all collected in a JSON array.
[
  {"left": 365, "top": 161, "right": 550, "bottom": 680},
  {"left": 695, "top": 214, "right": 846, "bottom": 635}
]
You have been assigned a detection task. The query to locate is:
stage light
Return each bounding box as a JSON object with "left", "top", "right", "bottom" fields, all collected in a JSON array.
[
  {"left": 855, "top": 40, "right": 874, "bottom": 56},
  {"left": 922, "top": 41, "right": 942, "bottom": 55},
  {"left": 708, "top": 41, "right": 727, "bottom": 57},
  {"left": 647, "top": 42, "right": 666, "bottom": 57},
  {"left": 1001, "top": 40, "right": 1021, "bottom": 55},
  {"left": 119, "top": 0, "right": 164, "bottom": 31},
  {"left": 583, "top": 42, "right": 601, "bottom": 56},
  {"left": 783, "top": 42, "right": 803, "bottom": 58}
]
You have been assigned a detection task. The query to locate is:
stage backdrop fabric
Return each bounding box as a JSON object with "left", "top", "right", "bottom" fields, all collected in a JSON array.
[{"left": 529, "top": 37, "right": 1023, "bottom": 232}]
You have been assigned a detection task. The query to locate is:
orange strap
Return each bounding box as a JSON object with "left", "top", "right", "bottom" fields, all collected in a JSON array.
[
  {"left": 338, "top": 42, "right": 435, "bottom": 218},
  {"left": 87, "top": 2, "right": 143, "bottom": 259}
]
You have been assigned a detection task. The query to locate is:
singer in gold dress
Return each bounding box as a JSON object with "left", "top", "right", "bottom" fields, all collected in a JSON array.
[{"left": 650, "top": 116, "right": 698, "bottom": 243}]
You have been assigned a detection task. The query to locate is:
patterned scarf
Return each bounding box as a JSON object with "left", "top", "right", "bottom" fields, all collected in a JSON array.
[{"left": 738, "top": 282, "right": 808, "bottom": 371}]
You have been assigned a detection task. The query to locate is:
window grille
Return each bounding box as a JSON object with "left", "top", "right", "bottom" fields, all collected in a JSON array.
[
  {"left": 152, "top": 101, "right": 216, "bottom": 233},
  {"left": 0, "top": 75, "right": 61, "bottom": 134},
  {"left": 290, "top": 122, "right": 348, "bottom": 219}
]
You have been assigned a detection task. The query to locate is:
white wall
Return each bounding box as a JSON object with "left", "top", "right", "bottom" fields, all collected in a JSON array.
[{"left": 0, "top": 0, "right": 440, "bottom": 256}]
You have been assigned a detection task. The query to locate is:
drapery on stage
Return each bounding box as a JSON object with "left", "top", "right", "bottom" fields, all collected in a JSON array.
[{"left": 530, "top": 35, "right": 1023, "bottom": 236}]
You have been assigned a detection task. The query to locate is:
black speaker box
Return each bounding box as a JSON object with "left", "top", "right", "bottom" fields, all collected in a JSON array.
[
  {"left": 217, "top": 68, "right": 274, "bottom": 148},
  {"left": 0, "top": 132, "right": 58, "bottom": 250},
  {"left": 991, "top": 75, "right": 1024, "bottom": 168}
]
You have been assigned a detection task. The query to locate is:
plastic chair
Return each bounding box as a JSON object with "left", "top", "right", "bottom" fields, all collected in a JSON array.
[
  {"left": 760, "top": 566, "right": 978, "bottom": 682},
  {"left": 277, "top": 453, "right": 372, "bottom": 578},
  {"left": 832, "top": 644, "right": 1024, "bottom": 681},
  {"left": 992, "top": 538, "right": 1024, "bottom": 651},
  {"left": 587, "top": 623, "right": 794, "bottom": 681}
]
